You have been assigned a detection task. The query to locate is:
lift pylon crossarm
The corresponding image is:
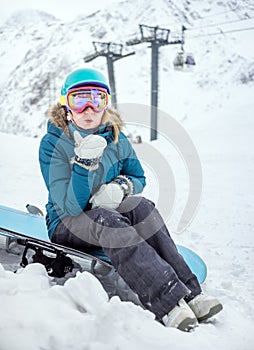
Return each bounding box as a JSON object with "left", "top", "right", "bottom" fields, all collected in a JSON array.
[
  {"left": 126, "top": 38, "right": 143, "bottom": 46},
  {"left": 127, "top": 24, "right": 179, "bottom": 47},
  {"left": 83, "top": 52, "right": 102, "bottom": 63},
  {"left": 139, "top": 24, "right": 171, "bottom": 41},
  {"left": 160, "top": 39, "right": 182, "bottom": 46},
  {"left": 113, "top": 51, "right": 135, "bottom": 61},
  {"left": 93, "top": 41, "right": 124, "bottom": 56}
]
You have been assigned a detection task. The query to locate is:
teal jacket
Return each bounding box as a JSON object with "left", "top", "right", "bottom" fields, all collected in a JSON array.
[{"left": 39, "top": 120, "right": 146, "bottom": 239}]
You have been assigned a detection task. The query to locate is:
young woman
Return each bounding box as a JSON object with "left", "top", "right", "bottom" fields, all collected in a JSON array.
[{"left": 39, "top": 67, "right": 222, "bottom": 331}]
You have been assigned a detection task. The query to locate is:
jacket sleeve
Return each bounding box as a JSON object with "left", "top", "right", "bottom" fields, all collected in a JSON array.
[
  {"left": 119, "top": 135, "right": 146, "bottom": 194},
  {"left": 39, "top": 135, "right": 91, "bottom": 217}
]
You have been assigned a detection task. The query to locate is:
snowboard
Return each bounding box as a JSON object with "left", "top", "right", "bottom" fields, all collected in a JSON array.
[{"left": 0, "top": 204, "right": 207, "bottom": 283}]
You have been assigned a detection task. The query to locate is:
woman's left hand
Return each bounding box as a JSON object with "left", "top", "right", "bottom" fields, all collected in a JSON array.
[{"left": 89, "top": 183, "right": 124, "bottom": 209}]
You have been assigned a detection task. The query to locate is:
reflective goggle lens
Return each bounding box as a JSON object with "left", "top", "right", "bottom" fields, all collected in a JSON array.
[{"left": 66, "top": 87, "right": 108, "bottom": 112}]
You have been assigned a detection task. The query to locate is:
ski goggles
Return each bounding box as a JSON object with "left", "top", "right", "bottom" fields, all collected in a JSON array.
[{"left": 65, "top": 86, "right": 109, "bottom": 113}]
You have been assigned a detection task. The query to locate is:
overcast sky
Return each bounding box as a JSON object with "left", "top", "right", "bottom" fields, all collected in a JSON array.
[{"left": 0, "top": 0, "right": 117, "bottom": 24}]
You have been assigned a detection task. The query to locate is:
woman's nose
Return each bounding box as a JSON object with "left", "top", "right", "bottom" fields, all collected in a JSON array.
[{"left": 84, "top": 106, "right": 93, "bottom": 113}]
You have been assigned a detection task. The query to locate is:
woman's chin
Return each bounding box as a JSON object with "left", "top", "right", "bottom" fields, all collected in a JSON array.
[{"left": 78, "top": 121, "right": 95, "bottom": 130}]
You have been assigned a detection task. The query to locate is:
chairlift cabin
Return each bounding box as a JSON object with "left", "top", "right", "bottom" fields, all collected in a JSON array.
[
  {"left": 185, "top": 53, "right": 196, "bottom": 67},
  {"left": 173, "top": 52, "right": 196, "bottom": 71},
  {"left": 173, "top": 52, "right": 184, "bottom": 70}
]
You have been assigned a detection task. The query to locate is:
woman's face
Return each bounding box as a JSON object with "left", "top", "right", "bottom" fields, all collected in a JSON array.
[{"left": 71, "top": 107, "right": 104, "bottom": 130}]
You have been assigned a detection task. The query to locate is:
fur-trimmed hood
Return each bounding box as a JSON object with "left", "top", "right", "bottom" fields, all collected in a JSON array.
[{"left": 48, "top": 103, "right": 124, "bottom": 142}]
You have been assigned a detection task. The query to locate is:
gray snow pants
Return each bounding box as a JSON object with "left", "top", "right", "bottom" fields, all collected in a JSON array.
[{"left": 52, "top": 196, "right": 201, "bottom": 320}]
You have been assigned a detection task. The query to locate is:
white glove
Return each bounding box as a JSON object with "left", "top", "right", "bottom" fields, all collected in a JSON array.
[
  {"left": 73, "top": 131, "right": 107, "bottom": 170},
  {"left": 74, "top": 131, "right": 107, "bottom": 159},
  {"left": 89, "top": 183, "right": 124, "bottom": 209}
]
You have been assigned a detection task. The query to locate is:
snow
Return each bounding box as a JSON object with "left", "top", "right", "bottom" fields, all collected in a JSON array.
[{"left": 0, "top": 0, "right": 254, "bottom": 349}]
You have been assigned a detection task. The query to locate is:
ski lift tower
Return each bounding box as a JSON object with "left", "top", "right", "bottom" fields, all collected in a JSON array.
[
  {"left": 126, "top": 24, "right": 182, "bottom": 141},
  {"left": 84, "top": 42, "right": 135, "bottom": 107}
]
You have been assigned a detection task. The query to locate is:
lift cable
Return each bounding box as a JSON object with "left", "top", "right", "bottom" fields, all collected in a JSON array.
[
  {"left": 186, "top": 16, "right": 254, "bottom": 31},
  {"left": 186, "top": 25, "right": 254, "bottom": 38}
]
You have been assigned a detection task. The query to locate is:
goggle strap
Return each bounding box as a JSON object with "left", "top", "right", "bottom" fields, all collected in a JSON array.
[{"left": 60, "top": 95, "right": 66, "bottom": 106}]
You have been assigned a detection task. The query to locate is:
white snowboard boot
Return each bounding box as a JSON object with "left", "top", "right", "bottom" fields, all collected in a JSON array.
[
  {"left": 162, "top": 299, "right": 198, "bottom": 332},
  {"left": 188, "top": 293, "right": 223, "bottom": 322}
]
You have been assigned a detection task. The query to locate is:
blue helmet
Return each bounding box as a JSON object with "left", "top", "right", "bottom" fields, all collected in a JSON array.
[{"left": 60, "top": 68, "right": 110, "bottom": 100}]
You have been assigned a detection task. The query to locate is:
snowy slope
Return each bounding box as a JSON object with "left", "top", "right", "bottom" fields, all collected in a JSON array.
[
  {"left": 0, "top": 86, "right": 254, "bottom": 349},
  {"left": 0, "top": 0, "right": 254, "bottom": 349}
]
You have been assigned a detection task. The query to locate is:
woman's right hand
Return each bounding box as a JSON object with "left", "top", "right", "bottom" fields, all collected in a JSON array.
[
  {"left": 74, "top": 131, "right": 107, "bottom": 159},
  {"left": 73, "top": 131, "right": 107, "bottom": 170}
]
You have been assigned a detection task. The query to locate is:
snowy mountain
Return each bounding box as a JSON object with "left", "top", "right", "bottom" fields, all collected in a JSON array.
[
  {"left": 0, "top": 0, "right": 253, "bottom": 137},
  {"left": 4, "top": 9, "right": 57, "bottom": 27}
]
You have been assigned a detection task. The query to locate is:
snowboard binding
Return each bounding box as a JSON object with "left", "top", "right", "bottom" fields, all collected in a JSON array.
[{"left": 21, "top": 240, "right": 74, "bottom": 278}]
